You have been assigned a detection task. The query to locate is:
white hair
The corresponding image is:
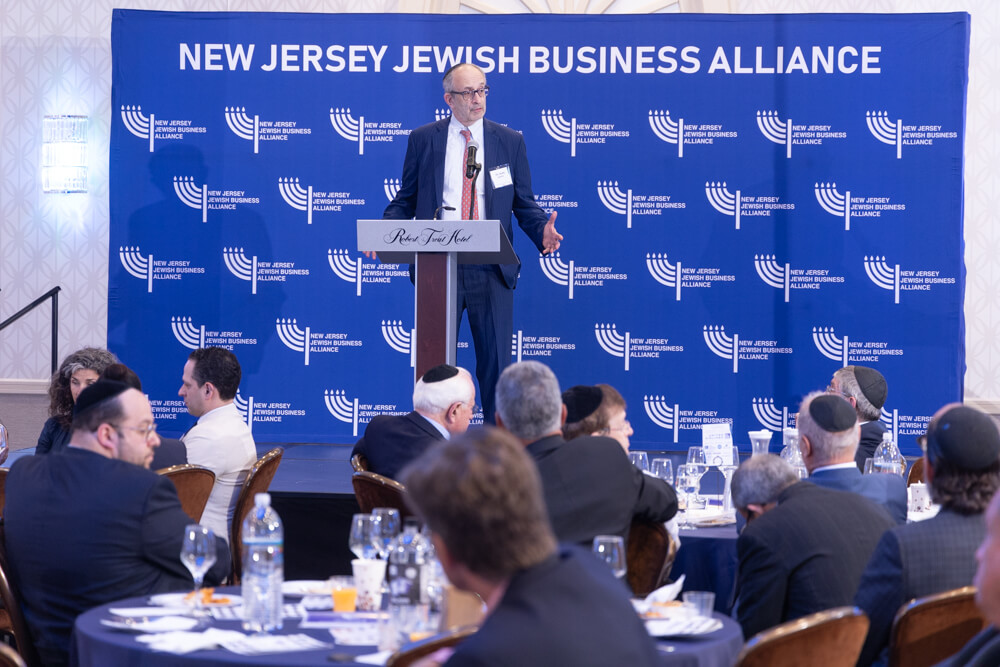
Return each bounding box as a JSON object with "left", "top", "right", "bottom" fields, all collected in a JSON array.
[{"left": 412, "top": 367, "right": 474, "bottom": 414}]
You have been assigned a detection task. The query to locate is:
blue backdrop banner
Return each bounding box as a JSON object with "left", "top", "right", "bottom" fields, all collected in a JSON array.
[{"left": 109, "top": 10, "right": 968, "bottom": 455}]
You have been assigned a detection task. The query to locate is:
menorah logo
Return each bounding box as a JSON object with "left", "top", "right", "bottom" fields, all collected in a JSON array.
[
  {"left": 383, "top": 178, "right": 401, "bottom": 201},
  {"left": 276, "top": 318, "right": 311, "bottom": 365},
  {"left": 754, "top": 254, "right": 791, "bottom": 302},
  {"left": 324, "top": 389, "right": 359, "bottom": 437},
  {"left": 752, "top": 398, "right": 791, "bottom": 431},
  {"left": 538, "top": 253, "right": 575, "bottom": 299},
  {"left": 648, "top": 110, "right": 685, "bottom": 158},
  {"left": 435, "top": 108, "right": 451, "bottom": 122},
  {"left": 224, "top": 106, "right": 259, "bottom": 153},
  {"left": 866, "top": 110, "right": 902, "bottom": 159},
  {"left": 703, "top": 325, "right": 740, "bottom": 373},
  {"left": 330, "top": 107, "right": 365, "bottom": 155},
  {"left": 863, "top": 255, "right": 900, "bottom": 304},
  {"left": 173, "top": 176, "right": 207, "bottom": 223},
  {"left": 814, "top": 182, "right": 852, "bottom": 230},
  {"left": 511, "top": 330, "right": 523, "bottom": 363},
  {"left": 119, "top": 246, "right": 154, "bottom": 292},
  {"left": 705, "top": 181, "right": 742, "bottom": 229},
  {"left": 643, "top": 396, "right": 680, "bottom": 443},
  {"left": 170, "top": 316, "right": 206, "bottom": 350},
  {"left": 812, "top": 326, "right": 848, "bottom": 367},
  {"left": 222, "top": 247, "right": 258, "bottom": 294},
  {"left": 879, "top": 406, "right": 899, "bottom": 442},
  {"left": 594, "top": 323, "right": 630, "bottom": 371},
  {"left": 381, "top": 320, "right": 415, "bottom": 367},
  {"left": 596, "top": 181, "right": 633, "bottom": 228},
  {"left": 756, "top": 110, "right": 792, "bottom": 158},
  {"left": 328, "top": 249, "right": 363, "bottom": 296},
  {"left": 278, "top": 177, "right": 314, "bottom": 224},
  {"left": 120, "top": 105, "right": 155, "bottom": 152},
  {"left": 646, "top": 253, "right": 682, "bottom": 301},
  {"left": 234, "top": 390, "right": 254, "bottom": 430},
  {"left": 541, "top": 109, "right": 576, "bottom": 157}
]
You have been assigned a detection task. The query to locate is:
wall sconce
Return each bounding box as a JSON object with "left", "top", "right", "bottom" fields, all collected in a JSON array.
[{"left": 42, "top": 115, "right": 88, "bottom": 193}]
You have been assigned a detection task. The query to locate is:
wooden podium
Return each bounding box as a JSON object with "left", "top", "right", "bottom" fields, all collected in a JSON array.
[{"left": 357, "top": 219, "right": 517, "bottom": 380}]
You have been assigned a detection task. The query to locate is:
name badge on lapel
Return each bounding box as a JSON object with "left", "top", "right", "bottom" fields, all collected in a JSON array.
[{"left": 490, "top": 164, "right": 513, "bottom": 189}]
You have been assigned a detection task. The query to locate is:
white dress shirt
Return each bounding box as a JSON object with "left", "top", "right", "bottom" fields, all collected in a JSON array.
[{"left": 441, "top": 117, "right": 485, "bottom": 221}]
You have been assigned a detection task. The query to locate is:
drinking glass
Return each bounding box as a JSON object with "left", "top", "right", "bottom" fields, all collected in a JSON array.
[
  {"left": 719, "top": 447, "right": 740, "bottom": 514},
  {"left": 369, "top": 508, "right": 401, "bottom": 560},
  {"left": 180, "top": 524, "right": 217, "bottom": 615},
  {"left": 592, "top": 535, "right": 626, "bottom": 579},
  {"left": 686, "top": 448, "right": 709, "bottom": 503},
  {"left": 349, "top": 513, "right": 376, "bottom": 559},
  {"left": 650, "top": 458, "right": 673, "bottom": 483},
  {"left": 0, "top": 423, "right": 8, "bottom": 466},
  {"left": 676, "top": 464, "right": 703, "bottom": 525},
  {"left": 628, "top": 451, "right": 649, "bottom": 472}
]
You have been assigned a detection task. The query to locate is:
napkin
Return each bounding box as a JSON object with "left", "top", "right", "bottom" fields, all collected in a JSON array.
[
  {"left": 109, "top": 606, "right": 191, "bottom": 617},
  {"left": 137, "top": 628, "right": 244, "bottom": 654},
  {"left": 645, "top": 575, "right": 686, "bottom": 605},
  {"left": 218, "top": 633, "right": 332, "bottom": 655},
  {"left": 101, "top": 616, "right": 199, "bottom": 633},
  {"left": 354, "top": 650, "right": 392, "bottom": 665}
]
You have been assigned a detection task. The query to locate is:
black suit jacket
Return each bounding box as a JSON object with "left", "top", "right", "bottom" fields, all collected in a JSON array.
[
  {"left": 151, "top": 436, "right": 188, "bottom": 470},
  {"left": 4, "top": 448, "right": 230, "bottom": 666},
  {"left": 526, "top": 434, "right": 677, "bottom": 545},
  {"left": 856, "top": 420, "right": 886, "bottom": 469},
  {"left": 939, "top": 626, "right": 1000, "bottom": 667},
  {"left": 351, "top": 411, "right": 444, "bottom": 480},
  {"left": 446, "top": 546, "right": 660, "bottom": 667},
  {"left": 736, "top": 481, "right": 895, "bottom": 640}
]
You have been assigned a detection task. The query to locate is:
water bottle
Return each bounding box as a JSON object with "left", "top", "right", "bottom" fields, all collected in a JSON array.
[
  {"left": 241, "top": 493, "right": 283, "bottom": 633},
  {"left": 873, "top": 432, "right": 904, "bottom": 475},
  {"left": 387, "top": 518, "right": 429, "bottom": 636}
]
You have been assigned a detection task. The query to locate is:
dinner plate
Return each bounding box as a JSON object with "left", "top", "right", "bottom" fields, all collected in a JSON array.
[
  {"left": 282, "top": 580, "right": 333, "bottom": 597},
  {"left": 645, "top": 616, "right": 723, "bottom": 637},
  {"left": 101, "top": 616, "right": 201, "bottom": 633},
  {"left": 148, "top": 592, "right": 242, "bottom": 607},
  {"left": 108, "top": 606, "right": 193, "bottom": 618},
  {"left": 688, "top": 515, "right": 736, "bottom": 528}
]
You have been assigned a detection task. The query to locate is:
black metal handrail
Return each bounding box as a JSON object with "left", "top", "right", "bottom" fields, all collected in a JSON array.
[{"left": 0, "top": 286, "right": 62, "bottom": 374}]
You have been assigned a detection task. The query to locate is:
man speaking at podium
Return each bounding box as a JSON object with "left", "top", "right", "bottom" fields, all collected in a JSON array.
[{"left": 382, "top": 63, "right": 563, "bottom": 423}]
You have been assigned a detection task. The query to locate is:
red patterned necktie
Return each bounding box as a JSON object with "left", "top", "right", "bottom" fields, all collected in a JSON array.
[{"left": 460, "top": 129, "right": 479, "bottom": 220}]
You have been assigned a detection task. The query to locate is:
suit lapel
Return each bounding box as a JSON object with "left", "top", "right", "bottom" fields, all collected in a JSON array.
[
  {"left": 432, "top": 120, "right": 448, "bottom": 216},
  {"left": 483, "top": 120, "right": 500, "bottom": 218}
]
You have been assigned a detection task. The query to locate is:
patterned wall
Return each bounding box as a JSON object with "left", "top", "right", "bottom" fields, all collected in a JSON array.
[{"left": 2, "top": 0, "right": 998, "bottom": 409}]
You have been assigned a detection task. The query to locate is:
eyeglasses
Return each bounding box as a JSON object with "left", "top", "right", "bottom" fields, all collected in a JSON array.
[
  {"left": 448, "top": 86, "right": 489, "bottom": 100},
  {"left": 113, "top": 423, "right": 158, "bottom": 440},
  {"left": 603, "top": 420, "right": 631, "bottom": 434}
]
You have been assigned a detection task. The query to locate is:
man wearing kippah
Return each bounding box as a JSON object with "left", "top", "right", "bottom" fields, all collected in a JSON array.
[
  {"left": 352, "top": 364, "right": 476, "bottom": 480},
  {"left": 854, "top": 403, "right": 1000, "bottom": 666},
  {"left": 828, "top": 365, "right": 889, "bottom": 470},
  {"left": 5, "top": 380, "right": 231, "bottom": 666},
  {"left": 798, "top": 391, "right": 907, "bottom": 524}
]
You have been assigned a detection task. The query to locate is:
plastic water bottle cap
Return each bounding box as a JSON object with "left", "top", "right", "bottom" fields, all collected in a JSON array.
[{"left": 254, "top": 493, "right": 271, "bottom": 507}]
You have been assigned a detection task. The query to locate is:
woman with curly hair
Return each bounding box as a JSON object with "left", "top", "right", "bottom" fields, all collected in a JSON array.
[{"left": 36, "top": 347, "right": 118, "bottom": 455}]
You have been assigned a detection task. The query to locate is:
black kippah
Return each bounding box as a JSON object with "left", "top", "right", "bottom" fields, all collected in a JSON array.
[
  {"left": 73, "top": 379, "right": 131, "bottom": 417},
  {"left": 563, "top": 385, "right": 603, "bottom": 423},
  {"left": 926, "top": 405, "right": 1000, "bottom": 471},
  {"left": 853, "top": 366, "right": 887, "bottom": 410},
  {"left": 809, "top": 394, "right": 857, "bottom": 432},
  {"left": 422, "top": 364, "right": 459, "bottom": 383}
]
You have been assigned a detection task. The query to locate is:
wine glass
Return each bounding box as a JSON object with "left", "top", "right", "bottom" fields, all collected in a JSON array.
[
  {"left": 350, "top": 513, "right": 376, "bottom": 559},
  {"left": 686, "top": 447, "right": 709, "bottom": 503},
  {"left": 675, "top": 464, "right": 703, "bottom": 526},
  {"left": 592, "top": 535, "right": 626, "bottom": 579},
  {"left": 180, "top": 524, "right": 217, "bottom": 615},
  {"left": 628, "top": 451, "right": 649, "bottom": 472},
  {"left": 719, "top": 447, "right": 741, "bottom": 514},
  {"left": 369, "top": 508, "right": 401, "bottom": 560},
  {"left": 650, "top": 458, "right": 673, "bottom": 483}
]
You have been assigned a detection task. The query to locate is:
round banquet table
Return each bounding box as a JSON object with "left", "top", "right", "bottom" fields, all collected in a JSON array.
[
  {"left": 672, "top": 524, "right": 740, "bottom": 614},
  {"left": 71, "top": 590, "right": 743, "bottom": 667}
]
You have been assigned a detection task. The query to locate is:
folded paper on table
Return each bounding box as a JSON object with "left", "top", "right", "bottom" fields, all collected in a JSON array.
[{"left": 101, "top": 616, "right": 200, "bottom": 633}]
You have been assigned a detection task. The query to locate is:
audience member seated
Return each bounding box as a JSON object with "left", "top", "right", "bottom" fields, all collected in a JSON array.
[
  {"left": 36, "top": 347, "right": 117, "bottom": 455},
  {"left": 352, "top": 364, "right": 475, "bottom": 480},
  {"left": 5, "top": 380, "right": 230, "bottom": 666},
  {"left": 494, "top": 361, "right": 676, "bottom": 544},
  {"left": 732, "top": 453, "right": 894, "bottom": 639},
  {"left": 854, "top": 403, "right": 1000, "bottom": 666},
  {"left": 798, "top": 391, "right": 907, "bottom": 524},
  {"left": 102, "top": 363, "right": 187, "bottom": 469},
  {"left": 178, "top": 347, "right": 256, "bottom": 543},
  {"left": 399, "top": 427, "right": 662, "bottom": 666},
  {"left": 562, "top": 383, "right": 633, "bottom": 452},
  {"left": 827, "top": 365, "right": 888, "bottom": 470}
]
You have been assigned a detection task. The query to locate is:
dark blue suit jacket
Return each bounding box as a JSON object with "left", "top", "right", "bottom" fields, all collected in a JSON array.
[
  {"left": 856, "top": 420, "right": 886, "bottom": 469},
  {"left": 383, "top": 117, "right": 548, "bottom": 289},
  {"left": 445, "top": 546, "right": 660, "bottom": 667},
  {"left": 807, "top": 465, "right": 908, "bottom": 524},
  {"left": 351, "top": 411, "right": 444, "bottom": 480},
  {"left": 854, "top": 509, "right": 986, "bottom": 667},
  {"left": 4, "top": 448, "right": 230, "bottom": 666}
]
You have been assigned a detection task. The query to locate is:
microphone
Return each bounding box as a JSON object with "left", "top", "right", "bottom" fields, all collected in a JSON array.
[
  {"left": 465, "top": 140, "right": 480, "bottom": 180},
  {"left": 433, "top": 205, "right": 455, "bottom": 220}
]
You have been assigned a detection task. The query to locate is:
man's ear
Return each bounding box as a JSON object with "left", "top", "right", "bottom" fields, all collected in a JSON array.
[
  {"left": 494, "top": 412, "right": 505, "bottom": 430},
  {"left": 798, "top": 435, "right": 812, "bottom": 459}
]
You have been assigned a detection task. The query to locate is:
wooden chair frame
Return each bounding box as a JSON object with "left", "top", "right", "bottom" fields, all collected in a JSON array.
[
  {"left": 889, "top": 585, "right": 985, "bottom": 667},
  {"left": 350, "top": 453, "right": 369, "bottom": 472},
  {"left": 736, "top": 606, "right": 869, "bottom": 667},
  {"left": 351, "top": 471, "right": 413, "bottom": 518},
  {"left": 385, "top": 625, "right": 478, "bottom": 667},
  {"left": 229, "top": 448, "right": 284, "bottom": 583},
  {"left": 156, "top": 464, "right": 216, "bottom": 523},
  {"left": 625, "top": 518, "right": 677, "bottom": 597}
]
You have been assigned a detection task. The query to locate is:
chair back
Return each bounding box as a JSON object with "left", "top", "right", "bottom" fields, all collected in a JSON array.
[
  {"left": 626, "top": 518, "right": 677, "bottom": 596},
  {"left": 907, "top": 457, "right": 926, "bottom": 486},
  {"left": 385, "top": 626, "right": 478, "bottom": 667},
  {"left": 0, "top": 528, "right": 41, "bottom": 667},
  {"left": 0, "top": 469, "right": 8, "bottom": 518},
  {"left": 889, "top": 585, "right": 986, "bottom": 667},
  {"left": 737, "top": 606, "right": 869, "bottom": 667},
  {"left": 350, "top": 453, "right": 369, "bottom": 472},
  {"left": 352, "top": 471, "right": 413, "bottom": 518},
  {"left": 0, "top": 644, "right": 26, "bottom": 667},
  {"left": 157, "top": 464, "right": 216, "bottom": 523},
  {"left": 229, "top": 448, "right": 284, "bottom": 583}
]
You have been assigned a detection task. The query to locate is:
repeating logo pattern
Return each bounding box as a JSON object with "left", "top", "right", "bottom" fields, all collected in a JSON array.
[
  {"left": 752, "top": 397, "right": 794, "bottom": 431},
  {"left": 235, "top": 389, "right": 305, "bottom": 431},
  {"left": 814, "top": 182, "right": 906, "bottom": 231},
  {"left": 381, "top": 319, "right": 415, "bottom": 367},
  {"left": 542, "top": 109, "right": 628, "bottom": 156},
  {"left": 644, "top": 395, "right": 733, "bottom": 443},
  {"left": 277, "top": 177, "right": 363, "bottom": 223},
  {"left": 539, "top": 253, "right": 626, "bottom": 298},
  {"left": 174, "top": 176, "right": 260, "bottom": 222},
  {"left": 757, "top": 110, "right": 846, "bottom": 157},
  {"left": 705, "top": 181, "right": 795, "bottom": 229},
  {"left": 863, "top": 254, "right": 955, "bottom": 303},
  {"left": 276, "top": 318, "right": 363, "bottom": 365},
  {"left": 171, "top": 316, "right": 206, "bottom": 349},
  {"left": 324, "top": 389, "right": 359, "bottom": 437},
  {"left": 328, "top": 249, "right": 407, "bottom": 296},
  {"left": 330, "top": 107, "right": 408, "bottom": 155},
  {"left": 223, "top": 247, "right": 309, "bottom": 294},
  {"left": 865, "top": 110, "right": 959, "bottom": 158},
  {"left": 384, "top": 179, "right": 401, "bottom": 201},
  {"left": 511, "top": 329, "right": 577, "bottom": 363},
  {"left": 812, "top": 326, "right": 904, "bottom": 367},
  {"left": 646, "top": 253, "right": 736, "bottom": 301},
  {"left": 703, "top": 325, "right": 793, "bottom": 373},
  {"left": 120, "top": 105, "right": 207, "bottom": 152},
  {"left": 597, "top": 180, "right": 686, "bottom": 229},
  {"left": 648, "top": 109, "right": 738, "bottom": 157},
  {"left": 225, "top": 106, "right": 260, "bottom": 153},
  {"left": 120, "top": 246, "right": 205, "bottom": 292},
  {"left": 754, "top": 254, "right": 844, "bottom": 302},
  {"left": 595, "top": 323, "right": 682, "bottom": 371}
]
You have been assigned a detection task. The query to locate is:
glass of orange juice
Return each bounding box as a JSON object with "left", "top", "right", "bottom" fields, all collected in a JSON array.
[{"left": 328, "top": 576, "right": 358, "bottom": 612}]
